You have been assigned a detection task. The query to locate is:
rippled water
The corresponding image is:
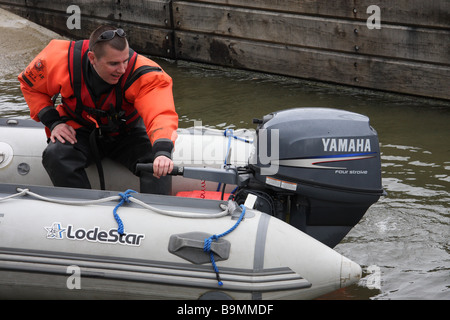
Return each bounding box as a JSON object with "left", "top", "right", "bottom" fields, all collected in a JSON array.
[
  {"left": 1, "top": 42, "right": 449, "bottom": 300},
  {"left": 166, "top": 61, "right": 450, "bottom": 300}
]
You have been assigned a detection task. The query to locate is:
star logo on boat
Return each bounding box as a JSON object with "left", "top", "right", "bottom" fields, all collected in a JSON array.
[{"left": 45, "top": 222, "right": 66, "bottom": 239}]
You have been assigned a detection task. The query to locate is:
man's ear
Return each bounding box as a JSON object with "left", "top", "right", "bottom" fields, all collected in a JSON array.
[{"left": 87, "top": 51, "right": 96, "bottom": 65}]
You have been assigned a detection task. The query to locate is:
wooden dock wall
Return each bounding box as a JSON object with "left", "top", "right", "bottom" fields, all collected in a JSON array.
[{"left": 1, "top": 0, "right": 449, "bottom": 100}]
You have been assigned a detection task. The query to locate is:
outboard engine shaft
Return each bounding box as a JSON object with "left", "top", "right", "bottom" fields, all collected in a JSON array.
[{"left": 240, "top": 108, "right": 384, "bottom": 247}]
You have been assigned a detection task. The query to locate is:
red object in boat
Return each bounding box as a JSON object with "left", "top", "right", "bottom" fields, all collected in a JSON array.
[{"left": 176, "top": 190, "right": 231, "bottom": 200}]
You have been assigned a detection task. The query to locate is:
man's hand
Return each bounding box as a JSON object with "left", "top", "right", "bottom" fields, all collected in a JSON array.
[
  {"left": 152, "top": 155, "right": 173, "bottom": 178},
  {"left": 50, "top": 123, "right": 77, "bottom": 144}
]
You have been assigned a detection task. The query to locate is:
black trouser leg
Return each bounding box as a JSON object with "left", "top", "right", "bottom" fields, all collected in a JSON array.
[
  {"left": 106, "top": 125, "right": 172, "bottom": 195},
  {"left": 42, "top": 135, "right": 92, "bottom": 189},
  {"left": 139, "top": 171, "right": 172, "bottom": 195}
]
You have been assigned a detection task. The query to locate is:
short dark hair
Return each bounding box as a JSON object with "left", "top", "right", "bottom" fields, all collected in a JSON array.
[{"left": 89, "top": 25, "right": 128, "bottom": 58}]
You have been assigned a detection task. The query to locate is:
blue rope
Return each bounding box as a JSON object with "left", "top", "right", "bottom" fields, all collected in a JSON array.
[
  {"left": 204, "top": 204, "right": 247, "bottom": 286},
  {"left": 113, "top": 189, "right": 137, "bottom": 235},
  {"left": 223, "top": 128, "right": 253, "bottom": 144},
  {"left": 217, "top": 129, "right": 233, "bottom": 192},
  {"left": 223, "top": 129, "right": 233, "bottom": 167}
]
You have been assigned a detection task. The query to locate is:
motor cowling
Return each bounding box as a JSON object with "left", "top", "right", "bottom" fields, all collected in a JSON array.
[{"left": 248, "top": 108, "right": 384, "bottom": 247}]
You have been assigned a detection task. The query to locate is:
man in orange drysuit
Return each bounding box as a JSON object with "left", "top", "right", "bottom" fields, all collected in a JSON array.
[{"left": 18, "top": 25, "right": 178, "bottom": 194}]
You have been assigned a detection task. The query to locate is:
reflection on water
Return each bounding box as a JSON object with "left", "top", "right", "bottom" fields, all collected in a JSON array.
[
  {"left": 1, "top": 51, "right": 449, "bottom": 299},
  {"left": 0, "top": 77, "right": 28, "bottom": 118}
]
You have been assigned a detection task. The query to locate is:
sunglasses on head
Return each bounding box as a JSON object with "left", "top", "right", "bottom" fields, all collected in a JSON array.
[{"left": 91, "top": 28, "right": 127, "bottom": 48}]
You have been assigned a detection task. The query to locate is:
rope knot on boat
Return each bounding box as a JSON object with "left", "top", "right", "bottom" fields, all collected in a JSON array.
[
  {"left": 204, "top": 204, "right": 247, "bottom": 286},
  {"left": 113, "top": 189, "right": 137, "bottom": 235}
]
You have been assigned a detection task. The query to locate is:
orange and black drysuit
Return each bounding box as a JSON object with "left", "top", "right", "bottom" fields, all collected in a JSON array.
[{"left": 18, "top": 39, "right": 178, "bottom": 192}]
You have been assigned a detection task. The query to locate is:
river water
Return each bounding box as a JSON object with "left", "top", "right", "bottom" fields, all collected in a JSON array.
[{"left": 0, "top": 11, "right": 449, "bottom": 300}]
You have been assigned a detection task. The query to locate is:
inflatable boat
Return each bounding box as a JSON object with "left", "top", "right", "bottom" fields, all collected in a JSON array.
[{"left": 0, "top": 108, "right": 384, "bottom": 299}]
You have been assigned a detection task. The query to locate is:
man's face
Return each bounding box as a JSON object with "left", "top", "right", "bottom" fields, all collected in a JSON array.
[{"left": 88, "top": 43, "right": 129, "bottom": 85}]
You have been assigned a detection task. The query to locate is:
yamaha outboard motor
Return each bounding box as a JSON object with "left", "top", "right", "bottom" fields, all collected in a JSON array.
[{"left": 237, "top": 108, "right": 384, "bottom": 247}]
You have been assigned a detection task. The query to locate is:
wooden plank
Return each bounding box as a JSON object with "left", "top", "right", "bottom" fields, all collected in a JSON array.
[
  {"left": 3, "top": 5, "right": 174, "bottom": 58},
  {"left": 124, "top": 23, "right": 174, "bottom": 59},
  {"left": 0, "top": 0, "right": 26, "bottom": 6},
  {"left": 180, "top": 0, "right": 357, "bottom": 19},
  {"left": 0, "top": 0, "right": 171, "bottom": 28},
  {"left": 173, "top": 2, "right": 450, "bottom": 65},
  {"left": 186, "top": 0, "right": 450, "bottom": 28},
  {"left": 175, "top": 31, "right": 450, "bottom": 100},
  {"left": 118, "top": 0, "right": 172, "bottom": 27}
]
